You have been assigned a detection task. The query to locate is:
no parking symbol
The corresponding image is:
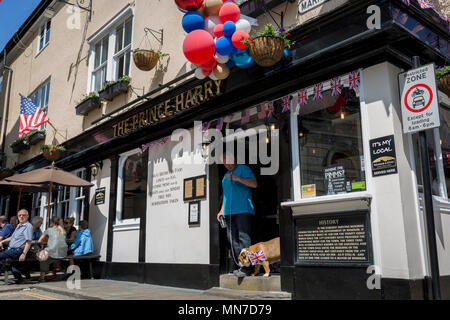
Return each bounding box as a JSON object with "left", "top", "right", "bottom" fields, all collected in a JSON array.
[{"left": 398, "top": 64, "right": 440, "bottom": 134}]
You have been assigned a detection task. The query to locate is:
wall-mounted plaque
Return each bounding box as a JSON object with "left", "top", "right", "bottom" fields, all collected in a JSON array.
[
  {"left": 95, "top": 187, "right": 106, "bottom": 205},
  {"left": 183, "top": 175, "right": 207, "bottom": 202},
  {"left": 295, "top": 211, "right": 372, "bottom": 266},
  {"left": 188, "top": 201, "right": 201, "bottom": 226},
  {"left": 370, "top": 135, "right": 398, "bottom": 177}
]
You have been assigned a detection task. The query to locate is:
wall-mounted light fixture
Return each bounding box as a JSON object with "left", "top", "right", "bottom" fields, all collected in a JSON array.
[{"left": 90, "top": 160, "right": 103, "bottom": 178}]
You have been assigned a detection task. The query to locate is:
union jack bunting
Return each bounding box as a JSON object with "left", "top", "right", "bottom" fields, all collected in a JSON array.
[
  {"left": 312, "top": 83, "right": 324, "bottom": 101},
  {"left": 141, "top": 143, "right": 150, "bottom": 152},
  {"left": 158, "top": 137, "right": 169, "bottom": 145},
  {"left": 266, "top": 102, "right": 275, "bottom": 118},
  {"left": 417, "top": 0, "right": 434, "bottom": 9},
  {"left": 349, "top": 71, "right": 361, "bottom": 90},
  {"left": 402, "top": 0, "right": 410, "bottom": 5},
  {"left": 216, "top": 117, "right": 224, "bottom": 130},
  {"left": 298, "top": 89, "right": 308, "bottom": 106},
  {"left": 241, "top": 108, "right": 250, "bottom": 124},
  {"left": 257, "top": 103, "right": 267, "bottom": 119},
  {"left": 19, "top": 94, "right": 49, "bottom": 138},
  {"left": 330, "top": 77, "right": 342, "bottom": 97},
  {"left": 249, "top": 250, "right": 266, "bottom": 266},
  {"left": 202, "top": 121, "right": 212, "bottom": 132},
  {"left": 281, "top": 95, "right": 291, "bottom": 113}
]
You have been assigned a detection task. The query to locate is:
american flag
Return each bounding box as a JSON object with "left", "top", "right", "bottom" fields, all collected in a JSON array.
[
  {"left": 312, "top": 83, "right": 323, "bottom": 101},
  {"left": 281, "top": 95, "right": 291, "bottom": 113},
  {"left": 241, "top": 109, "right": 250, "bottom": 124},
  {"left": 298, "top": 89, "right": 308, "bottom": 106},
  {"left": 19, "top": 94, "right": 49, "bottom": 138},
  {"left": 266, "top": 102, "right": 275, "bottom": 118},
  {"left": 330, "top": 77, "right": 342, "bottom": 97},
  {"left": 417, "top": 0, "right": 434, "bottom": 9},
  {"left": 257, "top": 103, "right": 267, "bottom": 119},
  {"left": 249, "top": 250, "right": 266, "bottom": 265},
  {"left": 349, "top": 71, "right": 361, "bottom": 90}
]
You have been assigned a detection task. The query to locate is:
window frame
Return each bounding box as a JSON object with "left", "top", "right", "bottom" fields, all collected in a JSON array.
[
  {"left": 115, "top": 148, "right": 142, "bottom": 230},
  {"left": 30, "top": 79, "right": 51, "bottom": 131},
  {"left": 290, "top": 69, "right": 369, "bottom": 201},
  {"left": 37, "top": 19, "right": 51, "bottom": 54},
  {"left": 87, "top": 6, "right": 134, "bottom": 94}
]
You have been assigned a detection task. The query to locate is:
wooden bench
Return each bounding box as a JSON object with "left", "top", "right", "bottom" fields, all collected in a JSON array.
[{"left": 1, "top": 254, "right": 101, "bottom": 285}]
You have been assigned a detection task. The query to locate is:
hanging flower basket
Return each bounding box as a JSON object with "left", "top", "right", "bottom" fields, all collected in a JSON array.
[
  {"left": 41, "top": 145, "right": 66, "bottom": 162},
  {"left": 132, "top": 49, "right": 160, "bottom": 71},
  {"left": 438, "top": 74, "right": 450, "bottom": 97},
  {"left": 248, "top": 36, "right": 285, "bottom": 67}
]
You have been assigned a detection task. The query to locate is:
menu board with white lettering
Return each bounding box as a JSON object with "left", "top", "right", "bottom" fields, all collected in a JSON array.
[{"left": 295, "top": 211, "right": 372, "bottom": 266}]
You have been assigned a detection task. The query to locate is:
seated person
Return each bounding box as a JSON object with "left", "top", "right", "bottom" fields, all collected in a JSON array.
[
  {"left": 0, "top": 216, "right": 15, "bottom": 242},
  {"left": 68, "top": 220, "right": 93, "bottom": 257},
  {"left": 0, "top": 210, "right": 33, "bottom": 284},
  {"left": 38, "top": 217, "right": 68, "bottom": 282},
  {"left": 64, "top": 217, "right": 77, "bottom": 244}
]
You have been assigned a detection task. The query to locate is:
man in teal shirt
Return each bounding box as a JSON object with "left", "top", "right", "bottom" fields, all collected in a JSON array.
[{"left": 217, "top": 153, "right": 257, "bottom": 277}]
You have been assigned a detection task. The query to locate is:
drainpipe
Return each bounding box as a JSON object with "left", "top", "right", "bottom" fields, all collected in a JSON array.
[{"left": 0, "top": 50, "right": 13, "bottom": 167}]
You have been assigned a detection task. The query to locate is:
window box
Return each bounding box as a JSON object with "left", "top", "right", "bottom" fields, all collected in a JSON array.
[
  {"left": 27, "top": 131, "right": 46, "bottom": 145},
  {"left": 11, "top": 141, "right": 30, "bottom": 154},
  {"left": 99, "top": 80, "right": 129, "bottom": 101},
  {"left": 75, "top": 96, "right": 101, "bottom": 116}
]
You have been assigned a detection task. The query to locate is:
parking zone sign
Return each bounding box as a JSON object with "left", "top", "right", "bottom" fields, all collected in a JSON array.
[{"left": 398, "top": 64, "right": 440, "bottom": 134}]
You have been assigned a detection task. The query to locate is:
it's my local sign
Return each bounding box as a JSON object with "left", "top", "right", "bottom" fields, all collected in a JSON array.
[
  {"left": 398, "top": 64, "right": 440, "bottom": 134},
  {"left": 298, "top": 0, "right": 329, "bottom": 14}
]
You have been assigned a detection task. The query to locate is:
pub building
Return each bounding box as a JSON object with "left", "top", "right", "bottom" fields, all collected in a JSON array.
[{"left": 5, "top": 0, "right": 450, "bottom": 299}]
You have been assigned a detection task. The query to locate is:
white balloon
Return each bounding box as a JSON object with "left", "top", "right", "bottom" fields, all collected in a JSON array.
[
  {"left": 205, "top": 16, "right": 221, "bottom": 36},
  {"left": 215, "top": 53, "right": 229, "bottom": 64},
  {"left": 236, "top": 19, "right": 252, "bottom": 34},
  {"left": 209, "top": 73, "right": 219, "bottom": 80},
  {"left": 195, "top": 68, "right": 206, "bottom": 80}
]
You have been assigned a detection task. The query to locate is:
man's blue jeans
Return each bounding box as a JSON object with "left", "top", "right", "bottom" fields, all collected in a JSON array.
[
  {"left": 225, "top": 213, "right": 252, "bottom": 270},
  {"left": 0, "top": 247, "right": 24, "bottom": 279}
]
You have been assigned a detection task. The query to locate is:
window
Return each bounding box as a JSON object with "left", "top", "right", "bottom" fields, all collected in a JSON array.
[
  {"left": 0, "top": 75, "right": 3, "bottom": 93},
  {"left": 91, "top": 36, "right": 109, "bottom": 92},
  {"left": 38, "top": 20, "right": 51, "bottom": 52},
  {"left": 121, "top": 151, "right": 146, "bottom": 220},
  {"left": 413, "top": 104, "right": 450, "bottom": 199},
  {"left": 73, "top": 170, "right": 87, "bottom": 222},
  {"left": 89, "top": 13, "right": 133, "bottom": 92},
  {"left": 297, "top": 85, "right": 366, "bottom": 198},
  {"left": 30, "top": 80, "right": 50, "bottom": 130}
]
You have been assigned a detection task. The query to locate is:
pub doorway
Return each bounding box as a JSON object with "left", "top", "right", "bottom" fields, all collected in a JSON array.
[{"left": 212, "top": 106, "right": 292, "bottom": 276}]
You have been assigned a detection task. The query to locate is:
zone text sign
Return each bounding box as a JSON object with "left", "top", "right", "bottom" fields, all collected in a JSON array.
[{"left": 398, "top": 64, "right": 440, "bottom": 134}]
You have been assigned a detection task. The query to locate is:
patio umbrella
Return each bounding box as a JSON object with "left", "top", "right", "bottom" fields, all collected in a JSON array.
[
  {"left": 6, "top": 165, "right": 94, "bottom": 227},
  {"left": 0, "top": 180, "right": 47, "bottom": 212}
]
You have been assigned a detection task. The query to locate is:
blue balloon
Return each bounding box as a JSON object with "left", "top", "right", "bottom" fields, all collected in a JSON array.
[
  {"left": 182, "top": 12, "right": 205, "bottom": 33},
  {"left": 283, "top": 48, "right": 291, "bottom": 58},
  {"left": 231, "top": 49, "right": 255, "bottom": 69},
  {"left": 222, "top": 21, "right": 236, "bottom": 37},
  {"left": 215, "top": 36, "right": 234, "bottom": 56},
  {"left": 226, "top": 59, "right": 235, "bottom": 68}
]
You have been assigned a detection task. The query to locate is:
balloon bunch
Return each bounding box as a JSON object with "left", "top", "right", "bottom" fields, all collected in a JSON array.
[{"left": 177, "top": 0, "right": 255, "bottom": 80}]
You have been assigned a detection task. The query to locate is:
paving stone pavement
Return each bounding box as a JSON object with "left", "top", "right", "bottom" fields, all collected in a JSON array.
[{"left": 0, "top": 272, "right": 230, "bottom": 300}]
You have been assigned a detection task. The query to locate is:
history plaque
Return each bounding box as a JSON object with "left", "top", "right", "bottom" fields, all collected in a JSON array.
[{"left": 295, "top": 211, "right": 372, "bottom": 266}]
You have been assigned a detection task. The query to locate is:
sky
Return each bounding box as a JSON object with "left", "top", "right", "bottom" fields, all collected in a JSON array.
[{"left": 0, "top": 0, "right": 42, "bottom": 52}]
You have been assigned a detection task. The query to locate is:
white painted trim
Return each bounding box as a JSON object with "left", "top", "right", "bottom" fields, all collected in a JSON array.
[
  {"left": 281, "top": 191, "right": 372, "bottom": 209},
  {"left": 115, "top": 148, "right": 142, "bottom": 226},
  {"left": 359, "top": 67, "right": 382, "bottom": 274},
  {"left": 87, "top": 4, "right": 134, "bottom": 45},
  {"left": 290, "top": 91, "right": 301, "bottom": 202}
]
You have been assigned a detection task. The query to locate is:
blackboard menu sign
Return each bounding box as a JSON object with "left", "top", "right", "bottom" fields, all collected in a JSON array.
[
  {"left": 295, "top": 211, "right": 372, "bottom": 266},
  {"left": 324, "top": 165, "right": 346, "bottom": 195},
  {"left": 95, "top": 187, "right": 106, "bottom": 205},
  {"left": 370, "top": 135, "right": 397, "bottom": 177}
]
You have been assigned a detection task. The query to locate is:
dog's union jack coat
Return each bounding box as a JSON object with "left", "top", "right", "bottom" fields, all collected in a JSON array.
[{"left": 249, "top": 250, "right": 266, "bottom": 266}]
